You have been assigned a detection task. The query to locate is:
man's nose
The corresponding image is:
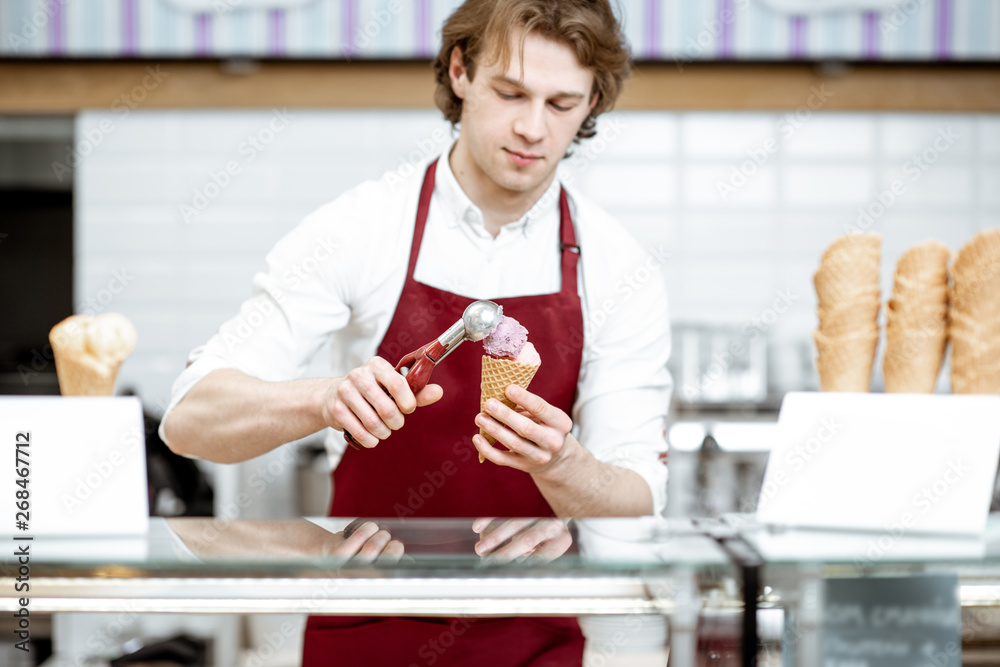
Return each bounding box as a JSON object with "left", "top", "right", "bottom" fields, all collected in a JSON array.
[{"left": 513, "top": 101, "right": 546, "bottom": 144}]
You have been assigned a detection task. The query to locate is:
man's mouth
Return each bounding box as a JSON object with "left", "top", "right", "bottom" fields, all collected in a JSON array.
[{"left": 504, "top": 148, "right": 542, "bottom": 167}]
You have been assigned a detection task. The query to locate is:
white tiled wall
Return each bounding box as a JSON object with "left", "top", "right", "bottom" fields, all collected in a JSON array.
[{"left": 74, "top": 110, "right": 1000, "bottom": 410}]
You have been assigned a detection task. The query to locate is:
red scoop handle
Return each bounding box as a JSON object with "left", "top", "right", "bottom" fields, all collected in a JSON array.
[{"left": 343, "top": 339, "right": 448, "bottom": 449}]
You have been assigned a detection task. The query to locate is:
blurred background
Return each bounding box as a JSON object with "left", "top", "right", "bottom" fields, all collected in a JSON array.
[{"left": 0, "top": 1, "right": 998, "bottom": 663}]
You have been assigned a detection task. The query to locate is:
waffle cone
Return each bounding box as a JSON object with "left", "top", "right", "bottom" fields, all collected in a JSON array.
[
  {"left": 953, "top": 229, "right": 1000, "bottom": 280},
  {"left": 883, "top": 328, "right": 947, "bottom": 393},
  {"left": 951, "top": 366, "right": 1000, "bottom": 395},
  {"left": 896, "top": 240, "right": 951, "bottom": 280},
  {"left": 479, "top": 355, "right": 540, "bottom": 460},
  {"left": 882, "top": 241, "right": 951, "bottom": 393},
  {"left": 48, "top": 314, "right": 136, "bottom": 397},
  {"left": 814, "top": 330, "right": 879, "bottom": 392}
]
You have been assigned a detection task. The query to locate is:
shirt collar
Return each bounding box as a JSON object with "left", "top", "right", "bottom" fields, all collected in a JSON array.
[{"left": 434, "top": 141, "right": 562, "bottom": 238}]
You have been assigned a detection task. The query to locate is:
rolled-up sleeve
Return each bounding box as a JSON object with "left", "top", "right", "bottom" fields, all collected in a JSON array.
[
  {"left": 572, "top": 225, "right": 673, "bottom": 517},
  {"left": 159, "top": 199, "right": 358, "bottom": 445}
]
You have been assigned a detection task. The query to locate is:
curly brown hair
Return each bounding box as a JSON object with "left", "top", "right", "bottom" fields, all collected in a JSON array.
[{"left": 432, "top": 0, "right": 631, "bottom": 142}]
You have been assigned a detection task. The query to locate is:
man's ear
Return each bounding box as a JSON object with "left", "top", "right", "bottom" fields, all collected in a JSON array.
[
  {"left": 588, "top": 91, "right": 599, "bottom": 113},
  {"left": 449, "top": 46, "right": 468, "bottom": 100}
]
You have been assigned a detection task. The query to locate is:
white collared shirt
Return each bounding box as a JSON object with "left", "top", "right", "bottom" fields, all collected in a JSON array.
[{"left": 161, "top": 145, "right": 673, "bottom": 515}]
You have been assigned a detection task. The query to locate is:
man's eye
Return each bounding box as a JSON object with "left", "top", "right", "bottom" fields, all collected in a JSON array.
[
  {"left": 497, "top": 91, "right": 518, "bottom": 100},
  {"left": 550, "top": 102, "right": 572, "bottom": 112}
]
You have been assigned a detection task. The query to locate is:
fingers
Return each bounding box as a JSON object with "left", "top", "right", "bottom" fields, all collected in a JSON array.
[
  {"left": 477, "top": 519, "right": 572, "bottom": 563},
  {"left": 415, "top": 383, "right": 444, "bottom": 407},
  {"left": 505, "top": 385, "right": 573, "bottom": 433},
  {"left": 475, "top": 518, "right": 537, "bottom": 555},
  {"left": 475, "top": 388, "right": 572, "bottom": 463},
  {"left": 335, "top": 520, "right": 380, "bottom": 556},
  {"left": 324, "top": 358, "right": 421, "bottom": 448},
  {"left": 474, "top": 411, "right": 552, "bottom": 468},
  {"left": 334, "top": 520, "right": 403, "bottom": 563},
  {"left": 379, "top": 539, "right": 405, "bottom": 563},
  {"left": 472, "top": 517, "right": 496, "bottom": 533}
]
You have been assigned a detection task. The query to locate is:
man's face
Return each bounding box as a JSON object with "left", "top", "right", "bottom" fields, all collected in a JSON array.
[{"left": 449, "top": 31, "right": 596, "bottom": 203}]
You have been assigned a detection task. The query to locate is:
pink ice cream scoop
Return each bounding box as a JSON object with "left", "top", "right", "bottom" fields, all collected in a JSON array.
[{"left": 483, "top": 314, "right": 528, "bottom": 359}]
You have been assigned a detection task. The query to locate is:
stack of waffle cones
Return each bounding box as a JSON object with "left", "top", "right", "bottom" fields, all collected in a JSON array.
[
  {"left": 813, "top": 233, "right": 882, "bottom": 392},
  {"left": 49, "top": 313, "right": 137, "bottom": 396},
  {"left": 882, "top": 241, "right": 951, "bottom": 393},
  {"left": 478, "top": 355, "right": 539, "bottom": 462},
  {"left": 949, "top": 229, "right": 1000, "bottom": 394}
]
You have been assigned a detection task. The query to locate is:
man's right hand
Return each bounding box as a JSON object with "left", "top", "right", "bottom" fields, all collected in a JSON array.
[{"left": 320, "top": 356, "right": 443, "bottom": 448}]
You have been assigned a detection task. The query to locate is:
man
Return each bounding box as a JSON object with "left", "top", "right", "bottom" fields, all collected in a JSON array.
[{"left": 161, "top": 0, "right": 671, "bottom": 663}]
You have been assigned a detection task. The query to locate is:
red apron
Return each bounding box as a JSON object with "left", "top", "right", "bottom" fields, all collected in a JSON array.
[{"left": 302, "top": 159, "right": 585, "bottom": 665}]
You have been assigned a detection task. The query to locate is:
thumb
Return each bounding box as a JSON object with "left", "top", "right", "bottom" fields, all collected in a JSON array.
[{"left": 415, "top": 383, "right": 444, "bottom": 407}]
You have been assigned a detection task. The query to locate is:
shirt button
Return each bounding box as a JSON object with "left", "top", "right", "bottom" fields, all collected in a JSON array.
[{"left": 463, "top": 209, "right": 478, "bottom": 223}]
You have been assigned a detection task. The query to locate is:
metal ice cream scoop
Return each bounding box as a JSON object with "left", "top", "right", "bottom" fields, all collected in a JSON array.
[{"left": 344, "top": 300, "right": 501, "bottom": 449}]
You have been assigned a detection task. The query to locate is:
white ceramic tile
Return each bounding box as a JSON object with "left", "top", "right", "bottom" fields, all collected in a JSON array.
[
  {"left": 879, "top": 165, "right": 974, "bottom": 206},
  {"left": 615, "top": 214, "right": 677, "bottom": 254},
  {"left": 680, "top": 214, "right": 778, "bottom": 257},
  {"left": 781, "top": 114, "right": 876, "bottom": 158},
  {"left": 173, "top": 110, "right": 303, "bottom": 155},
  {"left": 670, "top": 260, "right": 778, "bottom": 315},
  {"left": 581, "top": 162, "right": 676, "bottom": 209},
  {"left": 879, "top": 115, "right": 974, "bottom": 158},
  {"left": 76, "top": 111, "right": 180, "bottom": 155},
  {"left": 77, "top": 161, "right": 181, "bottom": 205},
  {"left": 680, "top": 114, "right": 777, "bottom": 160},
  {"left": 681, "top": 163, "right": 778, "bottom": 207},
  {"left": 979, "top": 117, "right": 1000, "bottom": 158},
  {"left": 593, "top": 112, "right": 677, "bottom": 159},
  {"left": 78, "top": 221, "right": 182, "bottom": 256},
  {"left": 77, "top": 205, "right": 178, "bottom": 226},
  {"left": 777, "top": 215, "right": 856, "bottom": 258},
  {"left": 980, "top": 166, "right": 1000, "bottom": 207},
  {"left": 877, "top": 214, "right": 978, "bottom": 263},
  {"left": 782, "top": 164, "right": 874, "bottom": 207}
]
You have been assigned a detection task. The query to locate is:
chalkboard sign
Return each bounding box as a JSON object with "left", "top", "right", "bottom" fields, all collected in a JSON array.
[{"left": 819, "top": 574, "right": 960, "bottom": 667}]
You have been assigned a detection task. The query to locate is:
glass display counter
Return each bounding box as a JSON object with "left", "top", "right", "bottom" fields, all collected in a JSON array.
[
  {"left": 0, "top": 517, "right": 739, "bottom": 665},
  {"left": 6, "top": 515, "right": 1000, "bottom": 666}
]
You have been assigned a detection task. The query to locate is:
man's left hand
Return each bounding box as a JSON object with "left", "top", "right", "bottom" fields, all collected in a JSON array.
[{"left": 473, "top": 385, "right": 577, "bottom": 476}]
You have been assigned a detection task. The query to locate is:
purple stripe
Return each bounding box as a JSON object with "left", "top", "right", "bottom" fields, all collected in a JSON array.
[
  {"left": 863, "top": 11, "right": 878, "bottom": 58},
  {"left": 936, "top": 0, "right": 951, "bottom": 58},
  {"left": 343, "top": 0, "right": 357, "bottom": 57},
  {"left": 195, "top": 13, "right": 211, "bottom": 56},
  {"left": 416, "top": 0, "right": 430, "bottom": 57},
  {"left": 645, "top": 0, "right": 659, "bottom": 59},
  {"left": 719, "top": 0, "right": 734, "bottom": 58},
  {"left": 790, "top": 15, "right": 806, "bottom": 58},
  {"left": 123, "top": 0, "right": 138, "bottom": 56},
  {"left": 49, "top": 0, "right": 64, "bottom": 55},
  {"left": 268, "top": 9, "right": 285, "bottom": 56}
]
